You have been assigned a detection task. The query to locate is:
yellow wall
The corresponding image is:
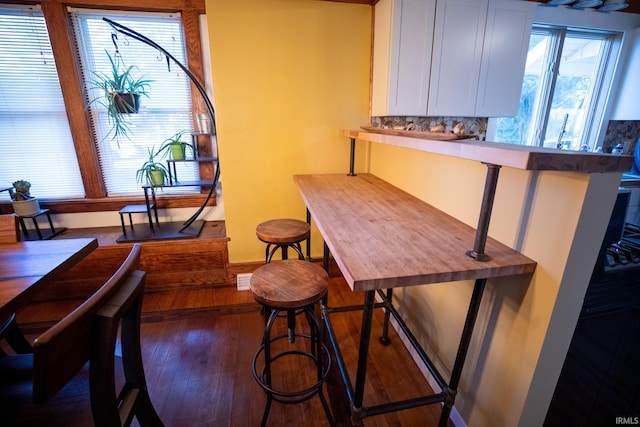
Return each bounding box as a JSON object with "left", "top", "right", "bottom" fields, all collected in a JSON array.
[
  {"left": 206, "top": 0, "right": 371, "bottom": 263},
  {"left": 205, "top": 1, "right": 622, "bottom": 425}
]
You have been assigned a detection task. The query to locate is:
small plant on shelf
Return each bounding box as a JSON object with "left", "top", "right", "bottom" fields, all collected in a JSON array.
[
  {"left": 10, "top": 180, "right": 40, "bottom": 216},
  {"left": 86, "top": 50, "right": 152, "bottom": 144},
  {"left": 136, "top": 147, "right": 169, "bottom": 187},
  {"left": 11, "top": 180, "right": 33, "bottom": 201},
  {"left": 157, "top": 131, "right": 194, "bottom": 161}
]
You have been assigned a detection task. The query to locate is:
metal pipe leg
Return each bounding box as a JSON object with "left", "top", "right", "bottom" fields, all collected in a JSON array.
[
  {"left": 467, "top": 163, "right": 501, "bottom": 261},
  {"left": 379, "top": 289, "right": 393, "bottom": 345},
  {"left": 351, "top": 290, "right": 376, "bottom": 425},
  {"left": 348, "top": 137, "right": 357, "bottom": 176},
  {"left": 439, "top": 278, "right": 487, "bottom": 427},
  {"left": 306, "top": 208, "right": 311, "bottom": 260}
]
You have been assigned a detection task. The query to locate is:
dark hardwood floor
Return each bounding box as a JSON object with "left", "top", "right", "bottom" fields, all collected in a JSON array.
[{"left": 134, "top": 276, "right": 452, "bottom": 427}]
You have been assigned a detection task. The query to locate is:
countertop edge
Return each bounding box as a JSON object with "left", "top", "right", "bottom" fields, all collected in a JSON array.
[{"left": 343, "top": 129, "right": 635, "bottom": 173}]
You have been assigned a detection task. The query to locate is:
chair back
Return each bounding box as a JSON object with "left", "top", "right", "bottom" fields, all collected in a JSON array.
[
  {"left": 30, "top": 243, "right": 162, "bottom": 426},
  {"left": 0, "top": 214, "right": 18, "bottom": 243}
]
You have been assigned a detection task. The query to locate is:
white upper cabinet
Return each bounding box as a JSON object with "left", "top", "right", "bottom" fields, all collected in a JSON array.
[
  {"left": 371, "top": 0, "right": 436, "bottom": 116},
  {"left": 611, "top": 27, "right": 640, "bottom": 120},
  {"left": 428, "top": 0, "right": 488, "bottom": 117},
  {"left": 372, "top": 0, "right": 535, "bottom": 118},
  {"left": 429, "top": 0, "right": 535, "bottom": 117},
  {"left": 475, "top": 0, "right": 536, "bottom": 117}
]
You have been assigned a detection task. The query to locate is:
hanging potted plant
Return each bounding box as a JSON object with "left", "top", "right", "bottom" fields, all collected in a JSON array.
[
  {"left": 10, "top": 180, "right": 40, "bottom": 216},
  {"left": 157, "top": 131, "right": 194, "bottom": 161},
  {"left": 87, "top": 50, "right": 152, "bottom": 144},
  {"left": 136, "top": 147, "right": 169, "bottom": 187}
]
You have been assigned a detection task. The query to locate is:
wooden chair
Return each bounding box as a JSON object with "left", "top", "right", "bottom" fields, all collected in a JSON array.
[
  {"left": 0, "top": 214, "right": 19, "bottom": 243},
  {"left": 0, "top": 243, "right": 164, "bottom": 427}
]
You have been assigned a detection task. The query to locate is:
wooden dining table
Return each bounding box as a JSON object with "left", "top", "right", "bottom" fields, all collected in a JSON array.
[{"left": 0, "top": 238, "right": 98, "bottom": 321}]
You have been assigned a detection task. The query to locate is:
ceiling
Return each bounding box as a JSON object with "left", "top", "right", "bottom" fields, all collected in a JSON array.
[{"left": 323, "top": 0, "right": 640, "bottom": 15}]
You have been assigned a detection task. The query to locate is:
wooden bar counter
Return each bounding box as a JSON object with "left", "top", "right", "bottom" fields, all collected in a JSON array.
[
  {"left": 295, "top": 173, "right": 536, "bottom": 426},
  {"left": 295, "top": 173, "right": 537, "bottom": 291},
  {"left": 306, "top": 129, "right": 634, "bottom": 426}
]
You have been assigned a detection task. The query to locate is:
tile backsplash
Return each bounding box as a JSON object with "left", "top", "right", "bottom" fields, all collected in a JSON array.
[
  {"left": 371, "top": 116, "right": 488, "bottom": 140},
  {"left": 370, "top": 117, "right": 640, "bottom": 156},
  {"left": 603, "top": 120, "right": 640, "bottom": 155}
]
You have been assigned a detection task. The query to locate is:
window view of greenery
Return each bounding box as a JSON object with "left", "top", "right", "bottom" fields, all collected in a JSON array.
[
  {"left": 494, "top": 27, "right": 614, "bottom": 151},
  {"left": 0, "top": 6, "right": 85, "bottom": 199}
]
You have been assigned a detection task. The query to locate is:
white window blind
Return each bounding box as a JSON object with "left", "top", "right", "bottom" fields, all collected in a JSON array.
[
  {"left": 0, "top": 5, "right": 85, "bottom": 199},
  {"left": 72, "top": 10, "right": 198, "bottom": 196}
]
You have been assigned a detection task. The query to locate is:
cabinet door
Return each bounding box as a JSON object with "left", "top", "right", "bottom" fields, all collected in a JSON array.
[
  {"left": 428, "top": 0, "right": 488, "bottom": 117},
  {"left": 475, "top": 0, "right": 535, "bottom": 117},
  {"left": 371, "top": 0, "right": 435, "bottom": 116},
  {"left": 611, "top": 28, "right": 640, "bottom": 120}
]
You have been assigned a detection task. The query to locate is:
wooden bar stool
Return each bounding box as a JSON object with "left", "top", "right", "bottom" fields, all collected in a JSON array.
[
  {"left": 256, "top": 218, "right": 312, "bottom": 340},
  {"left": 250, "top": 260, "right": 334, "bottom": 427},
  {"left": 256, "top": 219, "right": 310, "bottom": 263}
]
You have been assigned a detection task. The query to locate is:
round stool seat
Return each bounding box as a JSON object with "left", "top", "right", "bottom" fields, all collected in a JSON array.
[
  {"left": 256, "top": 219, "right": 310, "bottom": 244},
  {"left": 250, "top": 260, "right": 328, "bottom": 309}
]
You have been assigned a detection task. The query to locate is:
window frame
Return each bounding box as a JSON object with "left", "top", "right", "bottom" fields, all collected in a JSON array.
[
  {"left": 0, "top": 0, "right": 210, "bottom": 215},
  {"left": 487, "top": 22, "right": 624, "bottom": 151},
  {"left": 534, "top": 26, "right": 618, "bottom": 150}
]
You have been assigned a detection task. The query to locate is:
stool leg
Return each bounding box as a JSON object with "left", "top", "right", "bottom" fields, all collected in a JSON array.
[
  {"left": 304, "top": 304, "right": 335, "bottom": 426},
  {"left": 287, "top": 309, "right": 296, "bottom": 343},
  {"left": 260, "top": 307, "right": 279, "bottom": 427},
  {"left": 265, "top": 243, "right": 272, "bottom": 263},
  {"left": 291, "top": 242, "right": 305, "bottom": 260},
  {"left": 266, "top": 244, "right": 280, "bottom": 263}
]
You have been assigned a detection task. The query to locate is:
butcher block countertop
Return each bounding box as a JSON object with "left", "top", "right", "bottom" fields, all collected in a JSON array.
[
  {"left": 344, "top": 129, "right": 634, "bottom": 173},
  {"left": 294, "top": 173, "right": 537, "bottom": 291}
]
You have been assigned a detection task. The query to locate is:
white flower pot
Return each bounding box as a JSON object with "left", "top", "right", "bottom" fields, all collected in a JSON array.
[{"left": 12, "top": 198, "right": 40, "bottom": 216}]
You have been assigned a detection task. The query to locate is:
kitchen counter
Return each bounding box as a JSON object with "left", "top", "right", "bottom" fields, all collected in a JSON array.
[{"left": 344, "top": 129, "right": 634, "bottom": 173}]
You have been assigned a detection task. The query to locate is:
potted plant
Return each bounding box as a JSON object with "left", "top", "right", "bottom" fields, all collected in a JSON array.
[
  {"left": 157, "top": 131, "right": 194, "bottom": 161},
  {"left": 87, "top": 50, "right": 152, "bottom": 143},
  {"left": 10, "top": 180, "right": 40, "bottom": 216},
  {"left": 136, "top": 147, "right": 169, "bottom": 187}
]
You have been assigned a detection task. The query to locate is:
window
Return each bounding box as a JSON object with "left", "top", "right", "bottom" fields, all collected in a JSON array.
[
  {"left": 491, "top": 26, "right": 618, "bottom": 151},
  {"left": 0, "top": 5, "right": 85, "bottom": 199},
  {"left": 72, "top": 10, "right": 198, "bottom": 196}
]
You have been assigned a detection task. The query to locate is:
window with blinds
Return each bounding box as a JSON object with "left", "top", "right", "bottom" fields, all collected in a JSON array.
[
  {"left": 72, "top": 10, "right": 198, "bottom": 196},
  {"left": 0, "top": 5, "right": 85, "bottom": 199}
]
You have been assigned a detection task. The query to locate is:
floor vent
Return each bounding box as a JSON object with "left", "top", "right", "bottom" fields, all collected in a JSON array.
[{"left": 237, "top": 273, "right": 252, "bottom": 291}]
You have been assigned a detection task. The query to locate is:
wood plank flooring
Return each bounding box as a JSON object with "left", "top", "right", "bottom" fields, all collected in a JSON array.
[{"left": 134, "top": 276, "right": 452, "bottom": 427}]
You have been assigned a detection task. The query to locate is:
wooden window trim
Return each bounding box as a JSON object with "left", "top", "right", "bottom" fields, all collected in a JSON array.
[{"left": 1, "top": 0, "right": 209, "bottom": 212}]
